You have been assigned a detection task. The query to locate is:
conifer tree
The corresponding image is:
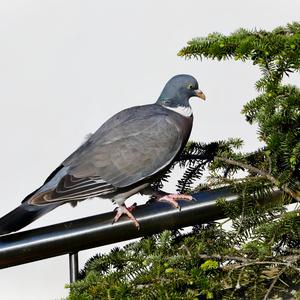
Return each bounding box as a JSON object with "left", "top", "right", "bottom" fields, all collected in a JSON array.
[{"left": 67, "top": 23, "right": 300, "bottom": 300}]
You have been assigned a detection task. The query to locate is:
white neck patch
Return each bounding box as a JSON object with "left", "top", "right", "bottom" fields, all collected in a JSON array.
[{"left": 163, "top": 105, "right": 193, "bottom": 117}]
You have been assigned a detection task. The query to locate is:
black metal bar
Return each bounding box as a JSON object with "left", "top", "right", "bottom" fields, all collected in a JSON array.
[
  {"left": 0, "top": 188, "right": 281, "bottom": 269},
  {"left": 69, "top": 252, "right": 79, "bottom": 283}
]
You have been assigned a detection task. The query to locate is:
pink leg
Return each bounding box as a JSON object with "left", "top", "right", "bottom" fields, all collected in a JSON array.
[
  {"left": 112, "top": 203, "right": 140, "bottom": 229},
  {"left": 154, "top": 192, "right": 193, "bottom": 210}
]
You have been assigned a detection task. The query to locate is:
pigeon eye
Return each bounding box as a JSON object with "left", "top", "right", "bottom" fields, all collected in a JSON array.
[{"left": 188, "top": 84, "right": 194, "bottom": 90}]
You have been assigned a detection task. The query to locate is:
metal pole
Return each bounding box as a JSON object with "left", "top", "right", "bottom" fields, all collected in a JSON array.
[
  {"left": 69, "top": 252, "right": 79, "bottom": 283},
  {"left": 0, "top": 188, "right": 282, "bottom": 269}
]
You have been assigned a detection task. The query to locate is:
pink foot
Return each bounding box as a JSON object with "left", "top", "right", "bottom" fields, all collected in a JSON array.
[
  {"left": 112, "top": 203, "right": 140, "bottom": 229},
  {"left": 155, "top": 193, "right": 193, "bottom": 210}
]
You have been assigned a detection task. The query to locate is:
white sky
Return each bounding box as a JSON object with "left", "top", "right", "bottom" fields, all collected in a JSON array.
[{"left": 0, "top": 1, "right": 299, "bottom": 299}]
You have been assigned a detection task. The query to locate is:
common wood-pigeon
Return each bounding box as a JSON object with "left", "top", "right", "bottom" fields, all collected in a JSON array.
[{"left": 0, "top": 74, "right": 205, "bottom": 234}]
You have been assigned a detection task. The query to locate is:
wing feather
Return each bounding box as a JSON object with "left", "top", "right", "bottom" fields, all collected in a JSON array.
[
  {"left": 63, "top": 104, "right": 191, "bottom": 188},
  {"left": 28, "top": 104, "right": 192, "bottom": 205}
]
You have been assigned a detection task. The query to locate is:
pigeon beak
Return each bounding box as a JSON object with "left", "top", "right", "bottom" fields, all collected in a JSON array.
[{"left": 194, "top": 89, "right": 206, "bottom": 101}]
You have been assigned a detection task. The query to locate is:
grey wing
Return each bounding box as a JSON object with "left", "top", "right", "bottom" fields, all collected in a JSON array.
[
  {"left": 64, "top": 105, "right": 186, "bottom": 188},
  {"left": 27, "top": 105, "right": 186, "bottom": 205}
]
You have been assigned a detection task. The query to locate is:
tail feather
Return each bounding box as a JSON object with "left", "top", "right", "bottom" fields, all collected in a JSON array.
[
  {"left": 0, "top": 165, "right": 69, "bottom": 235},
  {"left": 0, "top": 203, "right": 59, "bottom": 235}
]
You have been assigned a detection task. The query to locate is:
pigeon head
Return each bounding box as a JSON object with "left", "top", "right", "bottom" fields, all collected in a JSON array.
[{"left": 156, "top": 74, "right": 206, "bottom": 108}]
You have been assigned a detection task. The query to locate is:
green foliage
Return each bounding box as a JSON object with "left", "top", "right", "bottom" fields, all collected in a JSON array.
[
  {"left": 67, "top": 23, "right": 300, "bottom": 299},
  {"left": 179, "top": 22, "right": 300, "bottom": 193},
  {"left": 179, "top": 22, "right": 300, "bottom": 91},
  {"left": 67, "top": 227, "right": 299, "bottom": 299}
]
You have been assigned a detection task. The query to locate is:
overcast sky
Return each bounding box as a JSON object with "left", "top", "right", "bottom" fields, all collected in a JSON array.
[{"left": 0, "top": 1, "right": 299, "bottom": 299}]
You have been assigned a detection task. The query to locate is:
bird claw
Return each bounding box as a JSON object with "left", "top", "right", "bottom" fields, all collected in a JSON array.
[
  {"left": 154, "top": 193, "right": 193, "bottom": 210},
  {"left": 112, "top": 204, "right": 140, "bottom": 229}
]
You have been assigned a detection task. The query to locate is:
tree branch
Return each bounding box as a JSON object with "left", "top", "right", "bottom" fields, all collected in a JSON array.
[
  {"left": 198, "top": 254, "right": 300, "bottom": 272},
  {"left": 224, "top": 260, "right": 300, "bottom": 273},
  {"left": 198, "top": 254, "right": 249, "bottom": 262},
  {"left": 263, "top": 267, "right": 286, "bottom": 300},
  {"left": 215, "top": 156, "right": 300, "bottom": 202}
]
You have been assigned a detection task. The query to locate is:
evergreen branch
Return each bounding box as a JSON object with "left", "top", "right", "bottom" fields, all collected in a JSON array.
[
  {"left": 235, "top": 267, "right": 244, "bottom": 290},
  {"left": 198, "top": 254, "right": 300, "bottom": 272},
  {"left": 263, "top": 267, "right": 287, "bottom": 300},
  {"left": 286, "top": 249, "right": 300, "bottom": 255},
  {"left": 177, "top": 153, "right": 211, "bottom": 161},
  {"left": 198, "top": 254, "right": 250, "bottom": 263},
  {"left": 176, "top": 160, "right": 208, "bottom": 193},
  {"left": 224, "top": 260, "right": 300, "bottom": 273},
  {"left": 232, "top": 191, "right": 246, "bottom": 244},
  {"left": 179, "top": 244, "right": 192, "bottom": 257},
  {"left": 215, "top": 156, "right": 300, "bottom": 202}
]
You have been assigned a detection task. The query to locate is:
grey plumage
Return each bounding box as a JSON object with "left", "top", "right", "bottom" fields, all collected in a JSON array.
[{"left": 0, "top": 74, "right": 205, "bottom": 235}]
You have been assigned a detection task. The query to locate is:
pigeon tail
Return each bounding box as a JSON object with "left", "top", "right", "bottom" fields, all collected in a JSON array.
[{"left": 0, "top": 202, "right": 59, "bottom": 235}]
